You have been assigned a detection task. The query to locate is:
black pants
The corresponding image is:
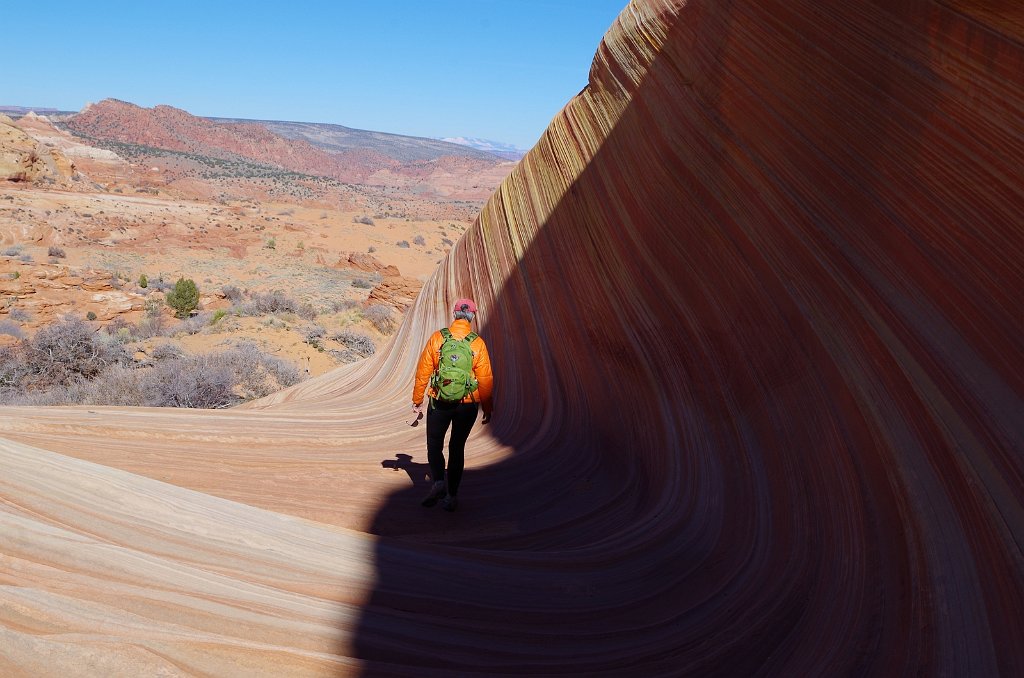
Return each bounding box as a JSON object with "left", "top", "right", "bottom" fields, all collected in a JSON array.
[{"left": 426, "top": 400, "right": 478, "bottom": 497}]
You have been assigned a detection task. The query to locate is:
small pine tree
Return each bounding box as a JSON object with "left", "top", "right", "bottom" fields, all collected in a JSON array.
[
  {"left": 166, "top": 278, "right": 199, "bottom": 318},
  {"left": 139, "top": 273, "right": 148, "bottom": 288}
]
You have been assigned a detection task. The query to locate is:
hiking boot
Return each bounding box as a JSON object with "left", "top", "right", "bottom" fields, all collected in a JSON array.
[
  {"left": 421, "top": 480, "right": 446, "bottom": 507},
  {"left": 441, "top": 494, "right": 458, "bottom": 512}
]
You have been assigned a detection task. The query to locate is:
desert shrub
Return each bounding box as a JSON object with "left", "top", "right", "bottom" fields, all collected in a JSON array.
[
  {"left": 328, "top": 299, "right": 361, "bottom": 313},
  {"left": 442, "top": 237, "right": 454, "bottom": 246},
  {"left": 141, "top": 354, "right": 234, "bottom": 408},
  {"left": 152, "top": 342, "right": 184, "bottom": 361},
  {"left": 216, "top": 341, "right": 301, "bottom": 400},
  {"left": 19, "top": 254, "right": 33, "bottom": 263},
  {"left": 0, "top": 346, "right": 28, "bottom": 399},
  {"left": 0, "top": 320, "right": 23, "bottom": 339},
  {"left": 413, "top": 235, "right": 426, "bottom": 246},
  {"left": 265, "top": 237, "right": 276, "bottom": 249},
  {"left": 139, "top": 273, "right": 148, "bottom": 288},
  {"left": 145, "top": 297, "right": 164, "bottom": 318},
  {"left": 104, "top": 316, "right": 132, "bottom": 339},
  {"left": 367, "top": 246, "right": 376, "bottom": 253},
  {"left": 19, "top": 316, "right": 129, "bottom": 390},
  {"left": 2, "top": 245, "right": 22, "bottom": 257},
  {"left": 353, "top": 215, "right": 375, "bottom": 226},
  {"left": 11, "top": 271, "right": 20, "bottom": 279},
  {"left": 262, "top": 316, "right": 288, "bottom": 329},
  {"left": 86, "top": 311, "right": 97, "bottom": 321},
  {"left": 396, "top": 240, "right": 410, "bottom": 248},
  {"left": 1, "top": 338, "right": 305, "bottom": 408},
  {"left": 363, "top": 304, "right": 396, "bottom": 335},
  {"left": 328, "top": 349, "right": 356, "bottom": 363},
  {"left": 16, "top": 366, "right": 148, "bottom": 407},
  {"left": 239, "top": 290, "right": 300, "bottom": 316},
  {"left": 166, "top": 278, "right": 199, "bottom": 318},
  {"left": 77, "top": 366, "right": 148, "bottom": 406},
  {"left": 221, "top": 285, "right": 244, "bottom": 301},
  {"left": 332, "top": 330, "right": 375, "bottom": 357},
  {"left": 149, "top": 276, "right": 171, "bottom": 292},
  {"left": 48, "top": 246, "right": 67, "bottom": 258},
  {"left": 178, "top": 312, "right": 211, "bottom": 335},
  {"left": 134, "top": 314, "right": 166, "bottom": 339},
  {"left": 138, "top": 300, "right": 165, "bottom": 340},
  {"left": 296, "top": 302, "right": 318, "bottom": 321},
  {"left": 351, "top": 278, "right": 372, "bottom": 289},
  {"left": 303, "top": 324, "right": 326, "bottom": 348},
  {"left": 210, "top": 309, "right": 227, "bottom": 324},
  {"left": 5, "top": 383, "right": 82, "bottom": 406}
]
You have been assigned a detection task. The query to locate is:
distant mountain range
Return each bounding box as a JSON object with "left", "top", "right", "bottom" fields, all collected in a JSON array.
[
  {"left": 8, "top": 98, "right": 514, "bottom": 206},
  {"left": 2, "top": 103, "right": 521, "bottom": 163},
  {"left": 50, "top": 99, "right": 513, "bottom": 186},
  {"left": 0, "top": 105, "right": 77, "bottom": 117},
  {"left": 441, "top": 137, "right": 526, "bottom": 161},
  {"left": 209, "top": 118, "right": 507, "bottom": 164}
]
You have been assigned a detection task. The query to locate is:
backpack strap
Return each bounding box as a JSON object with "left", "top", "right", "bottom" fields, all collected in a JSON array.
[
  {"left": 432, "top": 328, "right": 452, "bottom": 385},
  {"left": 464, "top": 332, "right": 480, "bottom": 403}
]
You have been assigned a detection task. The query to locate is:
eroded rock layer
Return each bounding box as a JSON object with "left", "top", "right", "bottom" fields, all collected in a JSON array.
[{"left": 1, "top": 0, "right": 1022, "bottom": 675}]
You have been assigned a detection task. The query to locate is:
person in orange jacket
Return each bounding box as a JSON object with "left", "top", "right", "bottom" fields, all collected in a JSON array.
[{"left": 412, "top": 298, "right": 493, "bottom": 511}]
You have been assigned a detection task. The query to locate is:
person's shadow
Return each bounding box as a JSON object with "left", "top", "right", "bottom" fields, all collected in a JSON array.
[{"left": 380, "top": 453, "right": 432, "bottom": 489}]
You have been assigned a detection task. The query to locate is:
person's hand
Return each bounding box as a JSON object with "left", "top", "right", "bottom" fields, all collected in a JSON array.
[
  {"left": 481, "top": 411, "right": 492, "bottom": 425},
  {"left": 407, "top": 403, "right": 424, "bottom": 426}
]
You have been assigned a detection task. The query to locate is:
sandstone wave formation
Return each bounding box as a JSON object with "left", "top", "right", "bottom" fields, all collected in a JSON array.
[{"left": 2, "top": 0, "right": 1022, "bottom": 675}]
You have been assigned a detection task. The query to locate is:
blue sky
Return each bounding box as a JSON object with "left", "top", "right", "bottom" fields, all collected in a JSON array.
[{"left": 3, "top": 1, "right": 628, "bottom": 150}]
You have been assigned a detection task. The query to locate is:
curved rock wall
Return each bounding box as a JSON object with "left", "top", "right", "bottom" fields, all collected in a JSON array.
[{"left": 1, "top": 0, "right": 1022, "bottom": 675}]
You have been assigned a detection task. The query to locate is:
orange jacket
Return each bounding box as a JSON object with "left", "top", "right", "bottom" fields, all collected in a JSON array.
[{"left": 412, "top": 318, "right": 493, "bottom": 413}]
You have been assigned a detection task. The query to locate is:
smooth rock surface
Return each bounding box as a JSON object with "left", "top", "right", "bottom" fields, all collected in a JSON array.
[{"left": 1, "top": 0, "right": 1022, "bottom": 675}]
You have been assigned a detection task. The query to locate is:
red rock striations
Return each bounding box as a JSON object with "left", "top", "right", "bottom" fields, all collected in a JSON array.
[{"left": 1, "top": 1, "right": 1022, "bottom": 676}]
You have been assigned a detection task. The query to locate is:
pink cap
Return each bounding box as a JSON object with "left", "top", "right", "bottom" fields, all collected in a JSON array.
[{"left": 452, "top": 298, "right": 478, "bottom": 314}]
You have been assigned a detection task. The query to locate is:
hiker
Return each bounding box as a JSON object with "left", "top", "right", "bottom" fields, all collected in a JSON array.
[{"left": 411, "top": 298, "right": 493, "bottom": 511}]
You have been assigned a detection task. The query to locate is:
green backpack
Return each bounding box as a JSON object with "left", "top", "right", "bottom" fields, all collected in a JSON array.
[{"left": 430, "top": 328, "right": 479, "bottom": 403}]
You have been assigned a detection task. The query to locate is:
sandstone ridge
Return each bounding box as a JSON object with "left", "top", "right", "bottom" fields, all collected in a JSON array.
[{"left": 1, "top": 1, "right": 1022, "bottom": 675}]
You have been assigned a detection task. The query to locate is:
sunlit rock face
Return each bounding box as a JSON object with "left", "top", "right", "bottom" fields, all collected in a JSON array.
[{"left": 2, "top": 0, "right": 1022, "bottom": 675}]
